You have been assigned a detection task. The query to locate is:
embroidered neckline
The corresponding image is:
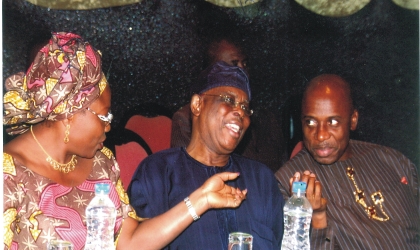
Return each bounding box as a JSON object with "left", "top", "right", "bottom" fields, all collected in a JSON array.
[
  {"left": 346, "top": 166, "right": 389, "bottom": 221},
  {"left": 182, "top": 147, "right": 231, "bottom": 170}
]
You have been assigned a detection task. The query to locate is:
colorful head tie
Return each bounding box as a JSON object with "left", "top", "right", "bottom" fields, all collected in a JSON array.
[{"left": 3, "top": 32, "right": 108, "bottom": 135}]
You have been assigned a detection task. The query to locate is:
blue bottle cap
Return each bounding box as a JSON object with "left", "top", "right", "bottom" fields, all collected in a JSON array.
[
  {"left": 292, "top": 181, "right": 307, "bottom": 193},
  {"left": 94, "top": 183, "right": 110, "bottom": 195}
]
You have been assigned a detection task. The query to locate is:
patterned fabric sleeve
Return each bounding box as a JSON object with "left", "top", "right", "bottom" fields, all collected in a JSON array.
[
  {"left": 414, "top": 163, "right": 420, "bottom": 216},
  {"left": 310, "top": 227, "right": 333, "bottom": 250},
  {"left": 100, "top": 147, "right": 145, "bottom": 223},
  {"left": 3, "top": 152, "right": 19, "bottom": 249}
]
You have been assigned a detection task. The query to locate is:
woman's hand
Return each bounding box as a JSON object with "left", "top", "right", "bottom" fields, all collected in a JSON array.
[{"left": 200, "top": 172, "right": 247, "bottom": 209}]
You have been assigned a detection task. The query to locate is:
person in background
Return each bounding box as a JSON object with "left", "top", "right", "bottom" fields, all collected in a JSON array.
[
  {"left": 171, "top": 37, "right": 287, "bottom": 172},
  {"left": 275, "top": 74, "right": 420, "bottom": 249},
  {"left": 129, "top": 61, "right": 284, "bottom": 249},
  {"left": 3, "top": 32, "right": 247, "bottom": 250}
]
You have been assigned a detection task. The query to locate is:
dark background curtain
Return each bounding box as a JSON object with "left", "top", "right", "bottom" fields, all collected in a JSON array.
[{"left": 3, "top": 0, "right": 419, "bottom": 167}]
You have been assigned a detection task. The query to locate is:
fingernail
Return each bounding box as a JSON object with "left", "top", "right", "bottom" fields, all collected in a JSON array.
[
  {"left": 310, "top": 173, "right": 315, "bottom": 177},
  {"left": 304, "top": 170, "right": 310, "bottom": 175}
]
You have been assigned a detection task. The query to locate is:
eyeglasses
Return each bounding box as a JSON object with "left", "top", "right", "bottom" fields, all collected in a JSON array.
[
  {"left": 87, "top": 107, "right": 113, "bottom": 126},
  {"left": 201, "top": 94, "right": 253, "bottom": 116}
]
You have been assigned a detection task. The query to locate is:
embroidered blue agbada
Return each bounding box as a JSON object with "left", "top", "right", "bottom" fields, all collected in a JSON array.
[{"left": 128, "top": 147, "right": 284, "bottom": 249}]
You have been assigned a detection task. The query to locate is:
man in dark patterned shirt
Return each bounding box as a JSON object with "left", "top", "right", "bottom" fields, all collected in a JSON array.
[{"left": 275, "top": 74, "right": 420, "bottom": 249}]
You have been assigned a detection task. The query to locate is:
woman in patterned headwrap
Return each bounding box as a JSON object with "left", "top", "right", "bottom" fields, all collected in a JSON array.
[{"left": 3, "top": 32, "right": 247, "bottom": 250}]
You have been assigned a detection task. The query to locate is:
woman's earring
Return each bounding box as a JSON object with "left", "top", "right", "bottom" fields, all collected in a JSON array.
[{"left": 64, "top": 124, "right": 70, "bottom": 143}]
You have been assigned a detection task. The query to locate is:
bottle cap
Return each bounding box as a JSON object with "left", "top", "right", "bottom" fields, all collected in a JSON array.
[
  {"left": 94, "top": 183, "right": 110, "bottom": 195},
  {"left": 292, "top": 181, "right": 307, "bottom": 193}
]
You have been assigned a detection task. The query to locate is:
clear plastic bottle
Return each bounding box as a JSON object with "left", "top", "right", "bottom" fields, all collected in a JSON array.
[
  {"left": 85, "top": 183, "right": 117, "bottom": 250},
  {"left": 281, "top": 181, "right": 313, "bottom": 250}
]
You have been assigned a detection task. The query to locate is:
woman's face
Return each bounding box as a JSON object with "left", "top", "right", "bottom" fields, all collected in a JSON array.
[{"left": 69, "top": 85, "right": 112, "bottom": 158}]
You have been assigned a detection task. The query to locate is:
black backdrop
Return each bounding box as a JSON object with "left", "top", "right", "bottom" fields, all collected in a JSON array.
[{"left": 3, "top": 0, "right": 419, "bottom": 167}]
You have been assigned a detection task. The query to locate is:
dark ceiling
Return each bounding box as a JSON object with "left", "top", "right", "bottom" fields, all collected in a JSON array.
[{"left": 3, "top": 0, "right": 419, "bottom": 166}]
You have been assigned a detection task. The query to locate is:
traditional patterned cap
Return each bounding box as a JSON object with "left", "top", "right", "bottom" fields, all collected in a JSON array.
[
  {"left": 192, "top": 61, "right": 251, "bottom": 100},
  {"left": 3, "top": 32, "right": 108, "bottom": 135}
]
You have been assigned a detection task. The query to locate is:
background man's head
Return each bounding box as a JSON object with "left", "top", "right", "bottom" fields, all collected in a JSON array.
[
  {"left": 205, "top": 38, "right": 248, "bottom": 72},
  {"left": 301, "top": 74, "right": 358, "bottom": 165}
]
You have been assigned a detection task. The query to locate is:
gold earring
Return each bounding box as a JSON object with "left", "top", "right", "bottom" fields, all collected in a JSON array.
[{"left": 64, "top": 124, "right": 70, "bottom": 143}]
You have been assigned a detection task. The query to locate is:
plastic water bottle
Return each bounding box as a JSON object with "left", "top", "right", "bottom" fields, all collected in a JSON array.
[
  {"left": 281, "top": 181, "right": 313, "bottom": 250},
  {"left": 85, "top": 183, "right": 117, "bottom": 250}
]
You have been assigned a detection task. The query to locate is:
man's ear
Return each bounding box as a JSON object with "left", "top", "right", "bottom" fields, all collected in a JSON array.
[
  {"left": 350, "top": 109, "right": 359, "bottom": 131},
  {"left": 190, "top": 94, "right": 202, "bottom": 117}
]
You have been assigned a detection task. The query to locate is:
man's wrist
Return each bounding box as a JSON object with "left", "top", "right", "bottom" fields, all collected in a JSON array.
[
  {"left": 311, "top": 211, "right": 327, "bottom": 229},
  {"left": 184, "top": 197, "right": 200, "bottom": 221}
]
